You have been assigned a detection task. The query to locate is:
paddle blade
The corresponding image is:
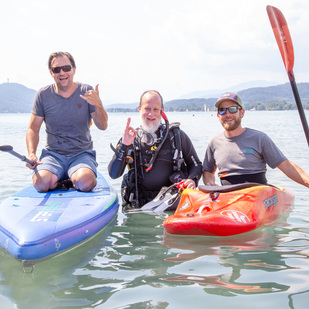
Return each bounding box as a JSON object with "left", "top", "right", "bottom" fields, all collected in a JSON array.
[
  {"left": 267, "top": 5, "right": 294, "bottom": 77},
  {"left": 0, "top": 145, "right": 13, "bottom": 152}
]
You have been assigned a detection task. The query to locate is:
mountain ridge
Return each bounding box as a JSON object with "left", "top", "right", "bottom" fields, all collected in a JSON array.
[{"left": 1, "top": 82, "right": 309, "bottom": 113}]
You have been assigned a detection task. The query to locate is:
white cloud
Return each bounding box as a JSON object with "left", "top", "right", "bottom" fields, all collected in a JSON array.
[{"left": 0, "top": 0, "right": 308, "bottom": 103}]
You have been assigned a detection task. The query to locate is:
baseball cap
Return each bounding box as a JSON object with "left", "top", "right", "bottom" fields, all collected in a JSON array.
[{"left": 215, "top": 92, "right": 242, "bottom": 108}]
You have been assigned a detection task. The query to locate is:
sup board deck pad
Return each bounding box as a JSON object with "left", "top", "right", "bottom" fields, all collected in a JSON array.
[{"left": 0, "top": 173, "right": 119, "bottom": 261}]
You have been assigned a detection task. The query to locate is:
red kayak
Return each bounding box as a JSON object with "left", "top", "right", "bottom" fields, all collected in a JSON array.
[{"left": 163, "top": 183, "right": 294, "bottom": 236}]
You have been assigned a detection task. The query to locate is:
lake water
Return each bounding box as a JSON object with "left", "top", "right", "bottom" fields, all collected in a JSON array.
[{"left": 0, "top": 111, "right": 308, "bottom": 309}]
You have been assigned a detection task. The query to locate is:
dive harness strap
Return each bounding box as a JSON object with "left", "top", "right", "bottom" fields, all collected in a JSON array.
[{"left": 170, "top": 122, "right": 184, "bottom": 172}]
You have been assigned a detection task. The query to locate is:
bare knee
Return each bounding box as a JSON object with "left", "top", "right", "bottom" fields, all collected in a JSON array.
[
  {"left": 33, "top": 171, "right": 58, "bottom": 192},
  {"left": 71, "top": 169, "right": 97, "bottom": 192},
  {"left": 34, "top": 182, "right": 50, "bottom": 193},
  {"left": 76, "top": 178, "right": 97, "bottom": 192}
]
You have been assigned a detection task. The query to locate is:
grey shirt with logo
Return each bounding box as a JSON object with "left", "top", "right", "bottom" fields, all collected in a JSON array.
[
  {"left": 203, "top": 128, "right": 287, "bottom": 179},
  {"left": 32, "top": 83, "right": 95, "bottom": 156}
]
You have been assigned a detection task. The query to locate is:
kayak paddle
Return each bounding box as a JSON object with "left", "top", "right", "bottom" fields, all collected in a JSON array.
[
  {"left": 0, "top": 145, "right": 35, "bottom": 166},
  {"left": 267, "top": 5, "right": 309, "bottom": 146}
]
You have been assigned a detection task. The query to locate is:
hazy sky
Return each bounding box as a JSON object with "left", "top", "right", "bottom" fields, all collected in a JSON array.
[{"left": 0, "top": 0, "right": 308, "bottom": 103}]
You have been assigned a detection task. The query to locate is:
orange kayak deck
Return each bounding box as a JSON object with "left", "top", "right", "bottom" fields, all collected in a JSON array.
[{"left": 163, "top": 183, "right": 295, "bottom": 236}]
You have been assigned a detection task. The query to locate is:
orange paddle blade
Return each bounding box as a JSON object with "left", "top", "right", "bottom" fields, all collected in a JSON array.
[{"left": 266, "top": 5, "right": 294, "bottom": 76}]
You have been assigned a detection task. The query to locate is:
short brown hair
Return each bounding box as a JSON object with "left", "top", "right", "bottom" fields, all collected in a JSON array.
[{"left": 48, "top": 52, "right": 76, "bottom": 69}]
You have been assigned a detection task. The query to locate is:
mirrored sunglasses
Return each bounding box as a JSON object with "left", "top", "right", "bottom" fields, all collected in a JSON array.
[{"left": 218, "top": 106, "right": 241, "bottom": 115}]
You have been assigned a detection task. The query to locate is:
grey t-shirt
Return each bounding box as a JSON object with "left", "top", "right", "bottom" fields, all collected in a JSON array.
[
  {"left": 203, "top": 128, "right": 287, "bottom": 179},
  {"left": 32, "top": 83, "right": 96, "bottom": 156}
]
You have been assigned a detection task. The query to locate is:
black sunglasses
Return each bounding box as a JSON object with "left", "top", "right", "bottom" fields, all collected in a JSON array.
[
  {"left": 51, "top": 65, "right": 73, "bottom": 74},
  {"left": 218, "top": 106, "right": 241, "bottom": 115}
]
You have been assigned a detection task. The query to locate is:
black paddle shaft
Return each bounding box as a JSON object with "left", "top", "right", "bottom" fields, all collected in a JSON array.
[
  {"left": 0, "top": 145, "right": 35, "bottom": 166},
  {"left": 289, "top": 78, "right": 309, "bottom": 146}
]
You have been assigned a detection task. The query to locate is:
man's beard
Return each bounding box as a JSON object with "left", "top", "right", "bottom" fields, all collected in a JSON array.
[
  {"left": 221, "top": 116, "right": 241, "bottom": 131},
  {"left": 140, "top": 116, "right": 161, "bottom": 135}
]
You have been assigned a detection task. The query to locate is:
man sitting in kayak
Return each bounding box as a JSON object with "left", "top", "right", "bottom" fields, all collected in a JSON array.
[
  {"left": 26, "top": 51, "right": 108, "bottom": 192},
  {"left": 203, "top": 92, "right": 309, "bottom": 187},
  {"left": 108, "top": 90, "right": 202, "bottom": 209}
]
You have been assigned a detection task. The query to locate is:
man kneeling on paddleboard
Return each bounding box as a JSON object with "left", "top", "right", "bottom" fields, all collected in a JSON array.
[
  {"left": 203, "top": 92, "right": 309, "bottom": 188},
  {"left": 108, "top": 90, "right": 202, "bottom": 209},
  {"left": 26, "top": 51, "right": 108, "bottom": 192}
]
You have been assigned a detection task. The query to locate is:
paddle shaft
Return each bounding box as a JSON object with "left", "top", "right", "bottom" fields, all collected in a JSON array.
[
  {"left": 0, "top": 145, "right": 35, "bottom": 166},
  {"left": 289, "top": 76, "right": 309, "bottom": 145},
  {"left": 10, "top": 150, "right": 34, "bottom": 166}
]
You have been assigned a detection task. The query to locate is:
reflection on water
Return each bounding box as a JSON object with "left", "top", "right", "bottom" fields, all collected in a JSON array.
[
  {"left": 162, "top": 218, "right": 309, "bottom": 305},
  {"left": 0, "top": 112, "right": 309, "bottom": 308},
  {"left": 163, "top": 227, "right": 291, "bottom": 295},
  {"left": 0, "top": 203, "right": 308, "bottom": 308}
]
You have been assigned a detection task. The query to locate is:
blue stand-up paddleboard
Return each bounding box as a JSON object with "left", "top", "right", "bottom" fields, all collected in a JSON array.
[{"left": 0, "top": 173, "right": 119, "bottom": 262}]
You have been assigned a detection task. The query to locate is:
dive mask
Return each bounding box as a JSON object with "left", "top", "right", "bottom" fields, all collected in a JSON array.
[{"left": 136, "top": 128, "right": 156, "bottom": 146}]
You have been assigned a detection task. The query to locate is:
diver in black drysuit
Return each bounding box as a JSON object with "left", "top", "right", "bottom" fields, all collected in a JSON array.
[{"left": 108, "top": 123, "right": 202, "bottom": 208}]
